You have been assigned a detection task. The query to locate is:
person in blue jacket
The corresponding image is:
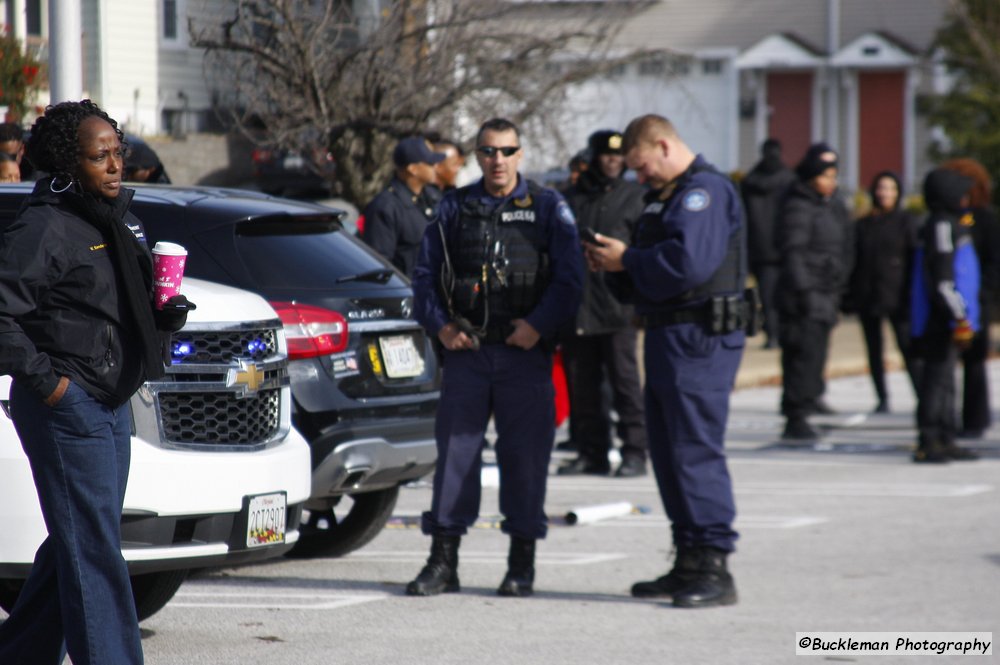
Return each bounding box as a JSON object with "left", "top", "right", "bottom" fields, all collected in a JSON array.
[
  {"left": 910, "top": 168, "right": 981, "bottom": 463},
  {"left": 406, "top": 118, "right": 583, "bottom": 597},
  {"left": 586, "top": 114, "right": 746, "bottom": 608}
]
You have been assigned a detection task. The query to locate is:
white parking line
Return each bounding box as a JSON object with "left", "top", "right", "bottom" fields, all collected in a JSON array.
[
  {"left": 547, "top": 480, "right": 993, "bottom": 497},
  {"left": 736, "top": 482, "right": 993, "bottom": 497},
  {"left": 168, "top": 590, "right": 389, "bottom": 610},
  {"left": 601, "top": 514, "right": 828, "bottom": 529},
  {"left": 346, "top": 551, "right": 627, "bottom": 565}
]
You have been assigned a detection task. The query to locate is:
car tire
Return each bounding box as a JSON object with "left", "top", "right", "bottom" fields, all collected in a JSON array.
[
  {"left": 0, "top": 569, "right": 188, "bottom": 622},
  {"left": 130, "top": 569, "right": 189, "bottom": 621},
  {"left": 288, "top": 485, "right": 399, "bottom": 559}
]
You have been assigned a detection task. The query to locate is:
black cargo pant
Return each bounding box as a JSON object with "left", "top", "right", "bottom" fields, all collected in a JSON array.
[
  {"left": 779, "top": 317, "right": 832, "bottom": 419},
  {"left": 562, "top": 328, "right": 648, "bottom": 467}
]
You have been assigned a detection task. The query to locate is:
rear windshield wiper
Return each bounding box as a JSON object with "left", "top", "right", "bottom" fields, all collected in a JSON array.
[{"left": 336, "top": 268, "right": 394, "bottom": 284}]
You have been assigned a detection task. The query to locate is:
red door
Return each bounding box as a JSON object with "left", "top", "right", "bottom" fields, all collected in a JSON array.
[
  {"left": 767, "top": 72, "right": 813, "bottom": 166},
  {"left": 858, "top": 71, "right": 905, "bottom": 190}
]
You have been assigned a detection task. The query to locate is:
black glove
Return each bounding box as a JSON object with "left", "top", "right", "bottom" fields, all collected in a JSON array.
[{"left": 154, "top": 294, "right": 197, "bottom": 333}]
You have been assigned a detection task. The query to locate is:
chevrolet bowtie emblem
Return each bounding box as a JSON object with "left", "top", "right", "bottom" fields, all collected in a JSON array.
[{"left": 229, "top": 360, "right": 265, "bottom": 397}]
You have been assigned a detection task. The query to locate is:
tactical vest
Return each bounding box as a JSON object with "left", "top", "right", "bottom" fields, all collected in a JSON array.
[
  {"left": 446, "top": 181, "right": 550, "bottom": 335},
  {"left": 632, "top": 163, "right": 746, "bottom": 307}
]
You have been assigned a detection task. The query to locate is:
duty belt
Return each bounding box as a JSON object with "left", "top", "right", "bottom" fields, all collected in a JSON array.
[{"left": 639, "top": 307, "right": 706, "bottom": 328}]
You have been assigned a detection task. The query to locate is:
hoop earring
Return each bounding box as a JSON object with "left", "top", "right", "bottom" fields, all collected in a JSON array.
[{"left": 49, "top": 176, "right": 74, "bottom": 193}]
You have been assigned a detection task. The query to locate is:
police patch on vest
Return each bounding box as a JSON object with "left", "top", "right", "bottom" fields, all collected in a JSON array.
[
  {"left": 643, "top": 202, "right": 664, "bottom": 215},
  {"left": 683, "top": 189, "right": 710, "bottom": 212},
  {"left": 501, "top": 209, "right": 537, "bottom": 223}
]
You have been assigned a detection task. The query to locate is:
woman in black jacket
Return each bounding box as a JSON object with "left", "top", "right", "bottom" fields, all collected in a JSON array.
[
  {"left": 0, "top": 100, "right": 188, "bottom": 665},
  {"left": 777, "top": 143, "right": 853, "bottom": 440},
  {"left": 847, "top": 171, "right": 922, "bottom": 413}
]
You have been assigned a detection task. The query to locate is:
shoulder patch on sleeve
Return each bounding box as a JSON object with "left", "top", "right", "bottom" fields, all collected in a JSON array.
[
  {"left": 682, "top": 188, "right": 711, "bottom": 212},
  {"left": 556, "top": 200, "right": 576, "bottom": 226}
]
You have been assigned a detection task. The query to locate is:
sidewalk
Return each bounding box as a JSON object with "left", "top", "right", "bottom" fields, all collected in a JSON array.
[{"left": 734, "top": 314, "right": 883, "bottom": 389}]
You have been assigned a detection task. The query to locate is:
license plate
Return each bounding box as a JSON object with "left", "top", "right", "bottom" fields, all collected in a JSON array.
[
  {"left": 282, "top": 154, "right": 304, "bottom": 169},
  {"left": 378, "top": 334, "right": 424, "bottom": 378},
  {"left": 246, "top": 492, "right": 286, "bottom": 548}
]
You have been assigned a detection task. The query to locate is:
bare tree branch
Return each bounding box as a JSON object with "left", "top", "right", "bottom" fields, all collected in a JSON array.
[{"left": 191, "top": 0, "right": 662, "bottom": 204}]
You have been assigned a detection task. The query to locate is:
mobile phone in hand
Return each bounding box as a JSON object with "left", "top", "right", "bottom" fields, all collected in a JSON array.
[{"left": 579, "top": 227, "right": 607, "bottom": 247}]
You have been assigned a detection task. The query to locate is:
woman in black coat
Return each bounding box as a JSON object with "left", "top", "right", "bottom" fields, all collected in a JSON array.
[
  {"left": 847, "top": 171, "right": 922, "bottom": 413},
  {"left": 777, "top": 143, "right": 853, "bottom": 440},
  {"left": 0, "top": 100, "right": 190, "bottom": 664}
]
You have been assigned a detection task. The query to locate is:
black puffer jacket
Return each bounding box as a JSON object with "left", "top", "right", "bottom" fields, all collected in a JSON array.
[
  {"left": 741, "top": 159, "right": 795, "bottom": 266},
  {"left": 776, "top": 180, "right": 853, "bottom": 324},
  {"left": 847, "top": 173, "right": 918, "bottom": 318},
  {"left": 563, "top": 169, "right": 645, "bottom": 334},
  {"left": 0, "top": 183, "right": 153, "bottom": 405}
]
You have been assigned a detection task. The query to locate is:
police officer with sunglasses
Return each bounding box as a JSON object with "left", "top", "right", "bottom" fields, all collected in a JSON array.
[{"left": 407, "top": 118, "right": 583, "bottom": 598}]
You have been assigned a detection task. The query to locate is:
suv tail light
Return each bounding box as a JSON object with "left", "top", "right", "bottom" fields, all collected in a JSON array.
[{"left": 270, "top": 301, "right": 349, "bottom": 360}]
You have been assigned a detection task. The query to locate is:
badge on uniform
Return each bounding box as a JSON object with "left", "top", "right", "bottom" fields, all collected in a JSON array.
[
  {"left": 683, "top": 189, "right": 711, "bottom": 212},
  {"left": 556, "top": 200, "right": 575, "bottom": 226}
]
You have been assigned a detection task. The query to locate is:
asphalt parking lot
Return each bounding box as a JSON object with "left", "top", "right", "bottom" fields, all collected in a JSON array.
[{"left": 122, "top": 364, "right": 999, "bottom": 665}]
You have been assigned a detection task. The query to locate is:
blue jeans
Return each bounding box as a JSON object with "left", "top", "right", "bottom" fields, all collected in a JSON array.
[{"left": 0, "top": 380, "right": 143, "bottom": 665}]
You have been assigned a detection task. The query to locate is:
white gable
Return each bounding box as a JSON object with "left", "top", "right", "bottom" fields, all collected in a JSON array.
[
  {"left": 831, "top": 32, "right": 917, "bottom": 68},
  {"left": 736, "top": 34, "right": 824, "bottom": 70}
]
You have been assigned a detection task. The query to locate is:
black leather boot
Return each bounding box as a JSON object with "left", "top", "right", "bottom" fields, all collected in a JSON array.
[
  {"left": 405, "top": 535, "right": 461, "bottom": 596},
  {"left": 671, "top": 546, "right": 737, "bottom": 608},
  {"left": 630, "top": 547, "right": 700, "bottom": 599},
  {"left": 497, "top": 536, "right": 535, "bottom": 597}
]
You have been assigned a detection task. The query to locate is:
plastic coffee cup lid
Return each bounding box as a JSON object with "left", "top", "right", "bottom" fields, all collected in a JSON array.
[{"left": 152, "top": 241, "right": 187, "bottom": 256}]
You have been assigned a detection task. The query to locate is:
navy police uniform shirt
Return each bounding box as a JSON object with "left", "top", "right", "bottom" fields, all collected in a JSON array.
[
  {"left": 412, "top": 175, "right": 583, "bottom": 340},
  {"left": 621, "top": 155, "right": 744, "bottom": 312},
  {"left": 361, "top": 176, "right": 438, "bottom": 277}
]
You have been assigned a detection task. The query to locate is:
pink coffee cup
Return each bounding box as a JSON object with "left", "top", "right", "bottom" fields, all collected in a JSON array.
[{"left": 151, "top": 241, "right": 188, "bottom": 309}]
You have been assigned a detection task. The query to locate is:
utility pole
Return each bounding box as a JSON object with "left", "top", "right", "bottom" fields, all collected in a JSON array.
[
  {"left": 825, "top": 0, "right": 840, "bottom": 151},
  {"left": 48, "top": 0, "right": 83, "bottom": 103}
]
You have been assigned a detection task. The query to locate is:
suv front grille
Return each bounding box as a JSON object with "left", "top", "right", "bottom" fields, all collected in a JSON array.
[
  {"left": 171, "top": 328, "right": 278, "bottom": 364},
  {"left": 159, "top": 389, "right": 281, "bottom": 445},
  {"left": 143, "top": 321, "right": 289, "bottom": 452}
]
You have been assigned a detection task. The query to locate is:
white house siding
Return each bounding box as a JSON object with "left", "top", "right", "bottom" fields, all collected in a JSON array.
[
  {"left": 82, "top": 1, "right": 101, "bottom": 101},
  {"left": 551, "top": 51, "right": 739, "bottom": 174},
  {"left": 156, "top": 0, "right": 224, "bottom": 135},
  {"left": 599, "top": 0, "right": 949, "bottom": 190},
  {"left": 94, "top": 0, "right": 158, "bottom": 134}
]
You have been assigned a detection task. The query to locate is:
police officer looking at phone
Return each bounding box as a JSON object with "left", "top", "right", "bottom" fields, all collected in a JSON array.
[
  {"left": 407, "top": 118, "right": 583, "bottom": 597},
  {"left": 585, "top": 114, "right": 747, "bottom": 608}
]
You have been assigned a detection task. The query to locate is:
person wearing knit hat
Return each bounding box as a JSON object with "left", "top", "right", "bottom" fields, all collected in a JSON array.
[
  {"left": 776, "top": 142, "right": 852, "bottom": 440},
  {"left": 558, "top": 128, "right": 648, "bottom": 478}
]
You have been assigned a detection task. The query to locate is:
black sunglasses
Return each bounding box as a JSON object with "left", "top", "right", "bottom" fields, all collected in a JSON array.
[{"left": 476, "top": 146, "right": 520, "bottom": 158}]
